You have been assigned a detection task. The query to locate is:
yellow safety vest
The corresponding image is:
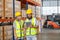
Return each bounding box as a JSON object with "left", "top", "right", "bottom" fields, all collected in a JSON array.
[
  {"left": 25, "top": 18, "right": 37, "bottom": 36},
  {"left": 15, "top": 20, "right": 24, "bottom": 38}
]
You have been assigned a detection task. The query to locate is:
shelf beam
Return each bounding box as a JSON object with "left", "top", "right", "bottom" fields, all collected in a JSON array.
[{"left": 17, "top": 0, "right": 40, "bottom": 6}]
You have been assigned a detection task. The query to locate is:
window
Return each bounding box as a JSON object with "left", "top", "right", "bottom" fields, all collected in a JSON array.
[{"left": 42, "top": 0, "right": 60, "bottom": 15}]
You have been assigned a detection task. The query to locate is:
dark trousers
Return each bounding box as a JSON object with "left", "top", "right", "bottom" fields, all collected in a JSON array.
[{"left": 18, "top": 38, "right": 24, "bottom": 40}]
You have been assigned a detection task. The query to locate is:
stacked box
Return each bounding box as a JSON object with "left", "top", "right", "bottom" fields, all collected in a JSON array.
[
  {"left": 0, "top": 0, "right": 3, "bottom": 17},
  {"left": 0, "top": 37, "right": 3, "bottom": 40},
  {"left": 35, "top": 0, "right": 41, "bottom": 17},
  {"left": 15, "top": 1, "right": 21, "bottom": 13},
  {"left": 22, "top": 9, "right": 26, "bottom": 17},
  {"left": 5, "top": 0, "right": 21, "bottom": 17},
  {"left": 4, "top": 25, "right": 13, "bottom": 40},
  {"left": 5, "top": 0, "right": 13, "bottom": 17},
  {"left": 36, "top": 6, "right": 41, "bottom": 17},
  {"left": 4, "top": 25, "right": 12, "bottom": 31},
  {"left": 0, "top": 26, "right": 3, "bottom": 40},
  {"left": 0, "top": 26, "right": 3, "bottom": 31},
  {"left": 0, "top": 26, "right": 3, "bottom": 36},
  {"left": 31, "top": 0, "right": 41, "bottom": 17},
  {"left": 28, "top": 4, "right": 36, "bottom": 17},
  {"left": 28, "top": 4, "right": 32, "bottom": 9},
  {"left": 31, "top": 6, "right": 36, "bottom": 17},
  {"left": 35, "top": 0, "right": 41, "bottom": 3}
]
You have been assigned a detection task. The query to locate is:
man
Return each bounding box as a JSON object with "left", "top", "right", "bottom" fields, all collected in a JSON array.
[
  {"left": 24, "top": 9, "right": 39, "bottom": 40},
  {"left": 13, "top": 12, "right": 24, "bottom": 40}
]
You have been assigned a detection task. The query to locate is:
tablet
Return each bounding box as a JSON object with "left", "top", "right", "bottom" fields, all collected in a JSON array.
[{"left": 25, "top": 22, "right": 31, "bottom": 27}]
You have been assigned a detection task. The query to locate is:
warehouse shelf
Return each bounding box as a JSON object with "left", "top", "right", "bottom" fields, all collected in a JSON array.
[
  {"left": 17, "top": 0, "right": 40, "bottom": 6},
  {"left": 26, "top": 0, "right": 40, "bottom": 6},
  {"left": 0, "top": 18, "right": 14, "bottom": 22}
]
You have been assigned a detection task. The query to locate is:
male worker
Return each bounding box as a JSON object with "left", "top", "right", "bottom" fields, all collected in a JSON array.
[
  {"left": 24, "top": 9, "right": 39, "bottom": 40},
  {"left": 13, "top": 12, "right": 24, "bottom": 40}
]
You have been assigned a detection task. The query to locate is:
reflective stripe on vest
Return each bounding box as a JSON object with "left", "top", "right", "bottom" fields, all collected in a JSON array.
[
  {"left": 25, "top": 18, "right": 37, "bottom": 35},
  {"left": 15, "top": 20, "right": 24, "bottom": 38}
]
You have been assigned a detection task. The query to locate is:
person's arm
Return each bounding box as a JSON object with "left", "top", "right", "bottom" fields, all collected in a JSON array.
[
  {"left": 13, "top": 22, "right": 17, "bottom": 39},
  {"left": 32, "top": 19, "right": 39, "bottom": 28},
  {"left": 36, "top": 20, "right": 40, "bottom": 34},
  {"left": 24, "top": 22, "right": 28, "bottom": 30},
  {"left": 33, "top": 19, "right": 39, "bottom": 34},
  {"left": 36, "top": 20, "right": 39, "bottom": 27},
  {"left": 14, "top": 28, "right": 17, "bottom": 38}
]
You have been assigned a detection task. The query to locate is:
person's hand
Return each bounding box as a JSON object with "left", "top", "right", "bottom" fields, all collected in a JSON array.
[
  {"left": 14, "top": 36, "right": 18, "bottom": 40},
  {"left": 21, "top": 28, "right": 27, "bottom": 31},
  {"left": 32, "top": 26, "right": 38, "bottom": 28},
  {"left": 21, "top": 28, "right": 25, "bottom": 30},
  {"left": 29, "top": 25, "right": 32, "bottom": 28}
]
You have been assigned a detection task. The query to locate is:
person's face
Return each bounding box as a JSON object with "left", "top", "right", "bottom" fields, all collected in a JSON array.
[
  {"left": 27, "top": 14, "right": 32, "bottom": 18},
  {"left": 16, "top": 16, "right": 22, "bottom": 20}
]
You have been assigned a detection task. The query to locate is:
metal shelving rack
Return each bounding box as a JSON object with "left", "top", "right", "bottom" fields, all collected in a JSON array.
[{"left": 0, "top": 0, "right": 15, "bottom": 40}]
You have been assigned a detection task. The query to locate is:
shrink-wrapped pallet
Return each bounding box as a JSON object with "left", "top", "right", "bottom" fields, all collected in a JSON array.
[
  {"left": 28, "top": 4, "right": 36, "bottom": 17},
  {"left": 0, "top": 37, "right": 3, "bottom": 40},
  {"left": 15, "top": 1, "right": 21, "bottom": 13},
  {"left": 4, "top": 25, "right": 12, "bottom": 31},
  {"left": 28, "top": 4, "right": 32, "bottom": 9},
  {"left": 0, "top": 26, "right": 3, "bottom": 31},
  {"left": 0, "top": 31, "right": 3, "bottom": 37},
  {"left": 6, "top": 35, "right": 13, "bottom": 40},
  {"left": 36, "top": 6, "right": 41, "bottom": 17},
  {"left": 4, "top": 25, "right": 13, "bottom": 40},
  {"left": 5, "top": 0, "right": 13, "bottom": 17},
  {"left": 31, "top": 6, "right": 36, "bottom": 17},
  {"left": 0, "top": 0, "right": 3, "bottom": 17},
  {"left": 4, "top": 34, "right": 13, "bottom": 40},
  {"left": 35, "top": 0, "right": 41, "bottom": 17},
  {"left": 35, "top": 0, "right": 41, "bottom": 3},
  {"left": 22, "top": 9, "right": 26, "bottom": 17},
  {"left": 0, "top": 26, "right": 3, "bottom": 40}
]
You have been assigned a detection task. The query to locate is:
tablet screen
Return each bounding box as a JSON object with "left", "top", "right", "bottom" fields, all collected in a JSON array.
[{"left": 25, "top": 22, "right": 31, "bottom": 27}]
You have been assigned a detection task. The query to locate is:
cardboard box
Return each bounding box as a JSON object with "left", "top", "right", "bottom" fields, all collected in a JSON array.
[
  {"left": 4, "top": 32, "right": 13, "bottom": 40},
  {"left": 0, "top": 26, "right": 3, "bottom": 31},
  {"left": 4, "top": 31, "right": 7, "bottom": 36},
  {"left": 0, "top": 31, "right": 3, "bottom": 37},
  {"left": 5, "top": 11, "right": 13, "bottom": 17},
  {"left": 22, "top": 10, "right": 26, "bottom": 17},
  {"left": 0, "top": 27, "right": 3, "bottom": 39},
  {"left": 0, "top": 0, "right": 3, "bottom": 17},
  {"left": 36, "top": 6, "right": 41, "bottom": 17},
  {"left": 2, "top": 0, "right": 21, "bottom": 17},
  {"left": 0, "top": 37, "right": 3, "bottom": 40},
  {"left": 4, "top": 35, "right": 12, "bottom": 40},
  {"left": 0, "top": 11, "right": 3, "bottom": 17},
  {"left": 4, "top": 34, "right": 12, "bottom": 40},
  {"left": 5, "top": 0, "right": 13, "bottom": 17},
  {"left": 0, "top": 0, "right": 3, "bottom": 6},
  {"left": 4, "top": 30, "right": 13, "bottom": 36},
  {"left": 4, "top": 25, "right": 13, "bottom": 40},
  {"left": 7, "top": 30, "right": 13, "bottom": 36},
  {"left": 15, "top": 1, "right": 21, "bottom": 12},
  {"left": 31, "top": 6, "right": 36, "bottom": 17},
  {"left": 4, "top": 25, "right": 12, "bottom": 31},
  {"left": 28, "top": 4, "right": 32, "bottom": 9},
  {"left": 6, "top": 0, "right": 12, "bottom": 2},
  {"left": 7, "top": 35, "right": 13, "bottom": 39}
]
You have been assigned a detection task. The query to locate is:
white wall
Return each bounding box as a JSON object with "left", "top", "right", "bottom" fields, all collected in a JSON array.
[{"left": 42, "top": 7, "right": 58, "bottom": 15}]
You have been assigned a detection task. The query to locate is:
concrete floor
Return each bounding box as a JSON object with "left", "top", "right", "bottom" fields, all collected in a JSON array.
[{"left": 38, "top": 28, "right": 60, "bottom": 40}]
